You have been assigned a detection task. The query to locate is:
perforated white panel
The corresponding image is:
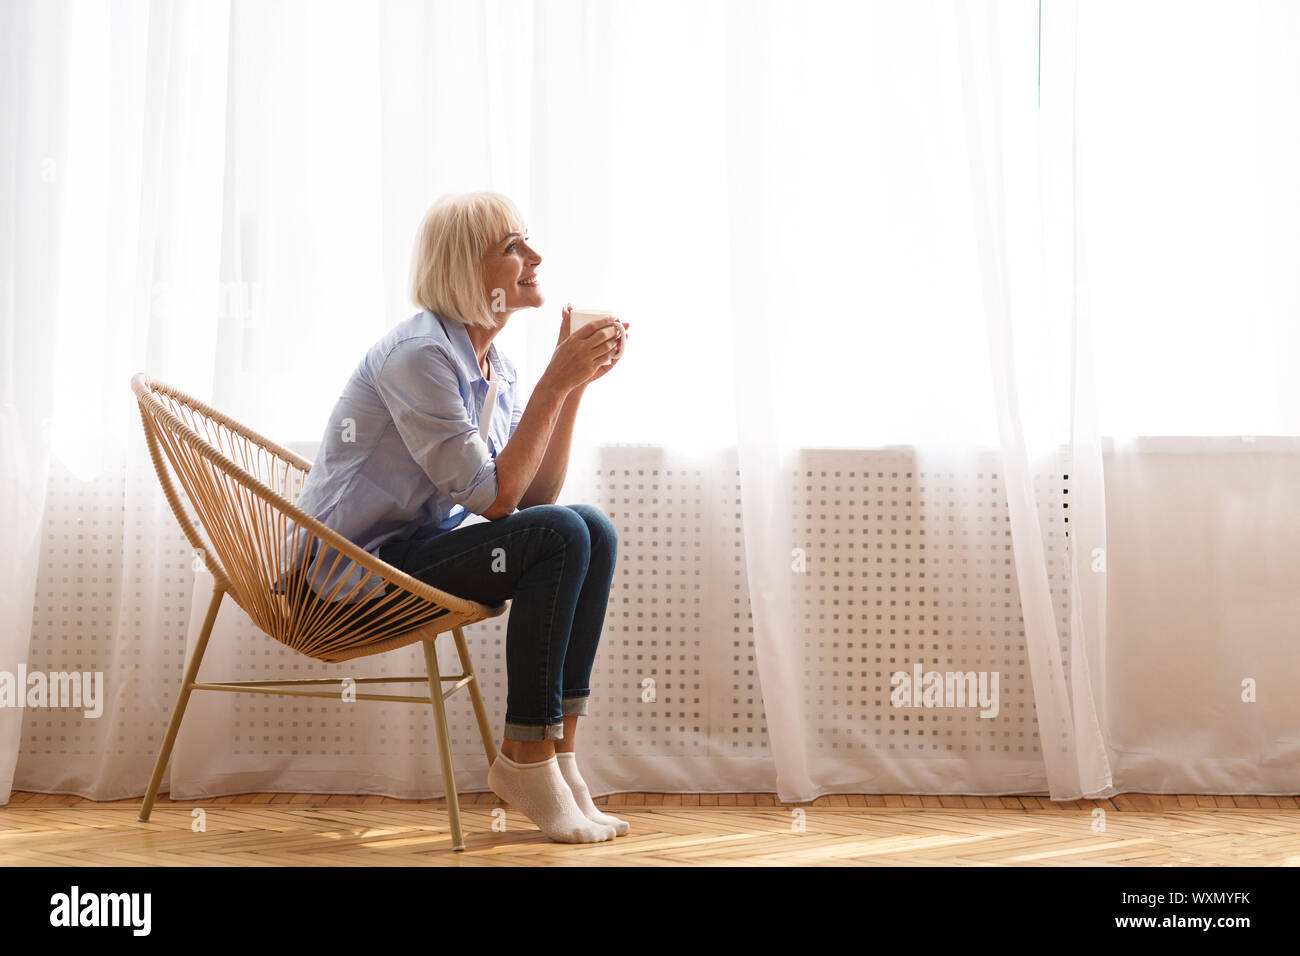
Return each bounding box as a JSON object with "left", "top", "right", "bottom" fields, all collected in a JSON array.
[
  {"left": 791, "top": 449, "right": 1069, "bottom": 762},
  {"left": 19, "top": 456, "right": 196, "bottom": 794},
  {"left": 583, "top": 446, "right": 768, "bottom": 758},
  {"left": 18, "top": 444, "right": 1073, "bottom": 798}
]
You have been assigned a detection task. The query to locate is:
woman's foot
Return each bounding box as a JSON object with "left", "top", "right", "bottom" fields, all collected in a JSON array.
[
  {"left": 488, "top": 753, "right": 615, "bottom": 843},
  {"left": 556, "top": 752, "right": 631, "bottom": 836}
]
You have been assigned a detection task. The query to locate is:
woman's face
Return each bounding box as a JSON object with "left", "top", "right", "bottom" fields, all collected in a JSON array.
[{"left": 483, "top": 229, "right": 543, "bottom": 317}]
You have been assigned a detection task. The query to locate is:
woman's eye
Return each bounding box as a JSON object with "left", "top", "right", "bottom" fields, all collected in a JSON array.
[{"left": 506, "top": 243, "right": 516, "bottom": 253}]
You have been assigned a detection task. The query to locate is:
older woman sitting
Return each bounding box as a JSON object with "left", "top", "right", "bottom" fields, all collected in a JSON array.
[{"left": 293, "top": 191, "right": 630, "bottom": 843}]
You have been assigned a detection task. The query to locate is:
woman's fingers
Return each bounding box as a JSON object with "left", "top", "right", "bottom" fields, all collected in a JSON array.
[
  {"left": 580, "top": 322, "right": 622, "bottom": 352},
  {"left": 557, "top": 304, "right": 574, "bottom": 345}
]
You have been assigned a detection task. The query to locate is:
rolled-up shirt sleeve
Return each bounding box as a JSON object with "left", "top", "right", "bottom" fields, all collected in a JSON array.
[{"left": 374, "top": 340, "right": 500, "bottom": 516}]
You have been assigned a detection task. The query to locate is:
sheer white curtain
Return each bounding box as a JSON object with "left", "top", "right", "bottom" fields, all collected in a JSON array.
[
  {"left": 5, "top": 0, "right": 1298, "bottom": 803},
  {"left": 955, "top": 0, "right": 1110, "bottom": 799},
  {"left": 4, "top": 0, "right": 231, "bottom": 801},
  {"left": 1, "top": 0, "right": 68, "bottom": 803},
  {"left": 1080, "top": 0, "right": 1300, "bottom": 794},
  {"left": 723, "top": 0, "right": 1109, "bottom": 801}
]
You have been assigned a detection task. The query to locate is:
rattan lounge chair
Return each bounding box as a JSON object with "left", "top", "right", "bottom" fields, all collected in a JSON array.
[{"left": 130, "top": 373, "right": 506, "bottom": 851}]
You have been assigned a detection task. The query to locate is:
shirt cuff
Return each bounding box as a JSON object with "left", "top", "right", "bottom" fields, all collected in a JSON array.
[{"left": 461, "top": 463, "right": 500, "bottom": 516}]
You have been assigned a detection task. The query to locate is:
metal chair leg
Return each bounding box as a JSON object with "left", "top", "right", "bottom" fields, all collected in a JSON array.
[
  {"left": 422, "top": 637, "right": 466, "bottom": 851},
  {"left": 139, "top": 585, "right": 224, "bottom": 822},
  {"left": 451, "top": 625, "right": 499, "bottom": 768}
]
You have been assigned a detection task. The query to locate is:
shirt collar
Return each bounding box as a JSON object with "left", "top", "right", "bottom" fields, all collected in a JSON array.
[{"left": 435, "top": 312, "right": 516, "bottom": 386}]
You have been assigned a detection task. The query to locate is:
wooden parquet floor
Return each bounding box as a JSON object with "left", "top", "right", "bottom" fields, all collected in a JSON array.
[{"left": 2, "top": 791, "right": 1296, "bottom": 866}]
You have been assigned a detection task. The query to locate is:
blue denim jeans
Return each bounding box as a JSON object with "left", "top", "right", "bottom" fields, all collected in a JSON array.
[{"left": 377, "top": 503, "right": 617, "bottom": 742}]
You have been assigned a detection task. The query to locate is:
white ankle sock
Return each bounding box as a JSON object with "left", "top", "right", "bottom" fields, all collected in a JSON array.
[
  {"left": 556, "top": 751, "right": 630, "bottom": 836},
  {"left": 488, "top": 753, "right": 615, "bottom": 843}
]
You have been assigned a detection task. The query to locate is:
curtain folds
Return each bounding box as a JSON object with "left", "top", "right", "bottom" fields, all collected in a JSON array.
[
  {"left": 954, "top": 0, "right": 1111, "bottom": 798},
  {"left": 0, "top": 0, "right": 69, "bottom": 803}
]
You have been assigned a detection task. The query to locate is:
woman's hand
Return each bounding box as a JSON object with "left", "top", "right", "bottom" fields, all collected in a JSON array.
[
  {"left": 585, "top": 316, "right": 628, "bottom": 383},
  {"left": 540, "top": 305, "right": 624, "bottom": 393}
]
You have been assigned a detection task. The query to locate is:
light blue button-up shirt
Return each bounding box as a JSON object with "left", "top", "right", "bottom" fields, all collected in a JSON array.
[{"left": 284, "top": 310, "right": 523, "bottom": 602}]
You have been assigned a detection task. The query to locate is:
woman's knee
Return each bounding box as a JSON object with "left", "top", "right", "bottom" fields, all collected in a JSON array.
[
  {"left": 519, "top": 503, "right": 591, "bottom": 555},
  {"left": 566, "top": 503, "right": 618, "bottom": 556}
]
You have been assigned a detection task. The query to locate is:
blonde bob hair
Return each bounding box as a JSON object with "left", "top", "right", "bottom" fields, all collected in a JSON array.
[{"left": 408, "top": 191, "right": 527, "bottom": 329}]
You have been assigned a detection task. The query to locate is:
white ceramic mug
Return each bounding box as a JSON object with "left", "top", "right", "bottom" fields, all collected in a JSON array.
[{"left": 569, "top": 308, "right": 623, "bottom": 364}]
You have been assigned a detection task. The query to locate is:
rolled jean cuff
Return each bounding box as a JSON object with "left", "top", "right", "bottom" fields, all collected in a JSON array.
[
  {"left": 561, "top": 694, "right": 590, "bottom": 717},
  {"left": 503, "top": 719, "right": 565, "bottom": 742}
]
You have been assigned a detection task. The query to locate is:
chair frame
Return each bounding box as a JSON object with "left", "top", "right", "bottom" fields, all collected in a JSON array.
[{"left": 131, "top": 373, "right": 505, "bottom": 851}]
